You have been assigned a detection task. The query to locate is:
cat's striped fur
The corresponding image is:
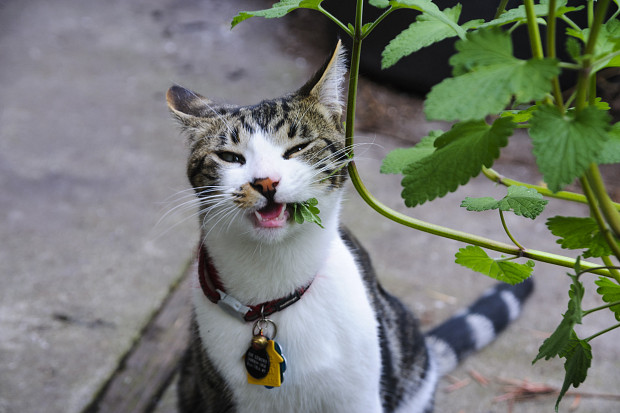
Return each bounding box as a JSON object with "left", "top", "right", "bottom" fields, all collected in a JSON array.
[{"left": 167, "top": 40, "right": 533, "bottom": 413}]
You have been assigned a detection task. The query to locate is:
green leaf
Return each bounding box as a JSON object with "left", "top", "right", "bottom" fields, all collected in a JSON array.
[
  {"left": 556, "top": 337, "right": 592, "bottom": 410},
  {"left": 595, "top": 277, "right": 620, "bottom": 321},
  {"left": 585, "top": 18, "right": 620, "bottom": 71},
  {"left": 460, "top": 196, "right": 499, "bottom": 212},
  {"left": 380, "top": 0, "right": 466, "bottom": 38},
  {"left": 455, "top": 245, "right": 534, "bottom": 285},
  {"left": 598, "top": 122, "right": 620, "bottom": 164},
  {"left": 369, "top": 0, "right": 390, "bottom": 8},
  {"left": 461, "top": 186, "right": 548, "bottom": 219},
  {"left": 546, "top": 216, "right": 617, "bottom": 258},
  {"left": 479, "top": 0, "right": 580, "bottom": 29},
  {"left": 529, "top": 105, "right": 611, "bottom": 192},
  {"left": 401, "top": 118, "right": 514, "bottom": 206},
  {"left": 425, "top": 29, "right": 560, "bottom": 121},
  {"left": 501, "top": 105, "right": 538, "bottom": 123},
  {"left": 380, "top": 131, "right": 441, "bottom": 174},
  {"left": 293, "top": 198, "right": 323, "bottom": 228},
  {"left": 231, "top": 0, "right": 324, "bottom": 28},
  {"left": 534, "top": 276, "right": 584, "bottom": 363},
  {"left": 381, "top": 5, "right": 462, "bottom": 69}
]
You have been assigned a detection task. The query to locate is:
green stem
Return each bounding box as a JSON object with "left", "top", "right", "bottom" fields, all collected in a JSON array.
[
  {"left": 524, "top": 0, "right": 544, "bottom": 59},
  {"left": 482, "top": 167, "right": 620, "bottom": 210},
  {"left": 345, "top": 0, "right": 364, "bottom": 150},
  {"left": 347, "top": 160, "right": 613, "bottom": 277},
  {"left": 360, "top": 6, "right": 398, "bottom": 40},
  {"left": 584, "top": 299, "right": 620, "bottom": 317},
  {"left": 585, "top": 166, "right": 620, "bottom": 241},
  {"left": 500, "top": 209, "right": 525, "bottom": 250},
  {"left": 545, "top": 0, "right": 564, "bottom": 111},
  {"left": 495, "top": 0, "right": 510, "bottom": 19},
  {"left": 585, "top": 322, "right": 620, "bottom": 342},
  {"left": 601, "top": 256, "right": 620, "bottom": 281},
  {"left": 581, "top": 176, "right": 620, "bottom": 262},
  {"left": 318, "top": 5, "right": 353, "bottom": 37}
]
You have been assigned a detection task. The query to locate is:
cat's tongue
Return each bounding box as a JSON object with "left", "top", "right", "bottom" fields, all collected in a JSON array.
[{"left": 254, "top": 202, "right": 289, "bottom": 228}]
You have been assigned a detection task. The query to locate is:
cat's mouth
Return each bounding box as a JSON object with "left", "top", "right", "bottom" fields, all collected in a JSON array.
[{"left": 253, "top": 202, "right": 290, "bottom": 228}]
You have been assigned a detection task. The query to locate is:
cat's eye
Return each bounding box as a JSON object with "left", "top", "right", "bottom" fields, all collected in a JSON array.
[
  {"left": 283, "top": 142, "right": 311, "bottom": 159},
  {"left": 217, "top": 151, "right": 245, "bottom": 165}
]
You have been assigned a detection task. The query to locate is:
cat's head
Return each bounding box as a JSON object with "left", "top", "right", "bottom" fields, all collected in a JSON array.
[{"left": 166, "top": 41, "right": 348, "bottom": 243}]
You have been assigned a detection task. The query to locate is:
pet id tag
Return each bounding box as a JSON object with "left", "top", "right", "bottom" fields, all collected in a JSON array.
[{"left": 244, "top": 319, "right": 287, "bottom": 388}]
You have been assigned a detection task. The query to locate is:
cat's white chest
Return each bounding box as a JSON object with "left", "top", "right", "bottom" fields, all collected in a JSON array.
[{"left": 192, "top": 237, "right": 383, "bottom": 413}]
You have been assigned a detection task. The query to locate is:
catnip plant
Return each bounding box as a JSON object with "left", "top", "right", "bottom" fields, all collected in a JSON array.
[{"left": 232, "top": 0, "right": 620, "bottom": 409}]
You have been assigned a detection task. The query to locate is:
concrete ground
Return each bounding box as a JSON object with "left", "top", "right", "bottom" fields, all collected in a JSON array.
[{"left": 1, "top": 1, "right": 619, "bottom": 412}]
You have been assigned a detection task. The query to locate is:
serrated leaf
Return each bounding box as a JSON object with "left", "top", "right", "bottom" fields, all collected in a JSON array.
[
  {"left": 584, "top": 19, "right": 620, "bottom": 70},
  {"left": 382, "top": 5, "right": 462, "bottom": 69},
  {"left": 460, "top": 196, "right": 499, "bottom": 212},
  {"left": 595, "top": 277, "right": 620, "bottom": 321},
  {"left": 293, "top": 198, "right": 323, "bottom": 228},
  {"left": 534, "top": 277, "right": 584, "bottom": 363},
  {"left": 401, "top": 118, "right": 514, "bottom": 206},
  {"left": 369, "top": 0, "right": 390, "bottom": 8},
  {"left": 501, "top": 105, "right": 538, "bottom": 123},
  {"left": 530, "top": 105, "right": 611, "bottom": 192},
  {"left": 546, "top": 216, "right": 617, "bottom": 258},
  {"left": 231, "top": 0, "right": 323, "bottom": 28},
  {"left": 425, "top": 29, "right": 559, "bottom": 121},
  {"left": 598, "top": 122, "right": 620, "bottom": 164},
  {"left": 455, "top": 245, "right": 534, "bottom": 285},
  {"left": 478, "top": 0, "right": 578, "bottom": 29},
  {"left": 380, "top": 0, "right": 466, "bottom": 39},
  {"left": 461, "top": 186, "right": 547, "bottom": 219},
  {"left": 380, "top": 132, "right": 441, "bottom": 174},
  {"left": 497, "top": 186, "right": 548, "bottom": 219},
  {"left": 556, "top": 337, "right": 592, "bottom": 410}
]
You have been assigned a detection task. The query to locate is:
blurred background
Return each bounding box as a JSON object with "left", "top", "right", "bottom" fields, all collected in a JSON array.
[{"left": 1, "top": 1, "right": 619, "bottom": 412}]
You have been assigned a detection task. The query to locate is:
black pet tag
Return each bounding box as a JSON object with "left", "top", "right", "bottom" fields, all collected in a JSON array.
[{"left": 245, "top": 335, "right": 270, "bottom": 379}]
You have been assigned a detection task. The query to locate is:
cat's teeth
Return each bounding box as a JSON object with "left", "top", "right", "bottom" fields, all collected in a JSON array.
[{"left": 254, "top": 203, "right": 288, "bottom": 227}]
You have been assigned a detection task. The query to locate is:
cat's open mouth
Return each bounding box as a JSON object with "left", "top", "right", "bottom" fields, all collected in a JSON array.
[{"left": 253, "top": 202, "right": 290, "bottom": 228}]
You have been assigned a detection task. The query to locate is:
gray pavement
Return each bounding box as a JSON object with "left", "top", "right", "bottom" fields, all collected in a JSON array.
[{"left": 1, "top": 1, "right": 619, "bottom": 412}]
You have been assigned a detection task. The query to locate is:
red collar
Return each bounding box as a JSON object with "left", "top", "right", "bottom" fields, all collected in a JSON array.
[{"left": 198, "top": 246, "right": 313, "bottom": 322}]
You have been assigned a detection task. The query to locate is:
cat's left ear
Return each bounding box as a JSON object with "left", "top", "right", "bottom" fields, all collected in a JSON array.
[
  {"left": 166, "top": 85, "right": 214, "bottom": 122},
  {"left": 299, "top": 39, "right": 347, "bottom": 117}
]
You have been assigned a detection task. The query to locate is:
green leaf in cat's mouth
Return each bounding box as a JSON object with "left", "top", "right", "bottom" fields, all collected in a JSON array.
[{"left": 293, "top": 198, "right": 323, "bottom": 228}]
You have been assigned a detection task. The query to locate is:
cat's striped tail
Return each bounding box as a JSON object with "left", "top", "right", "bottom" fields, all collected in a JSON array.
[{"left": 425, "top": 278, "right": 534, "bottom": 375}]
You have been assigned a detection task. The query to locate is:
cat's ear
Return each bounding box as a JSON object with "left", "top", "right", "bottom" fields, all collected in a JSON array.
[
  {"left": 298, "top": 39, "right": 347, "bottom": 116},
  {"left": 166, "top": 85, "right": 214, "bottom": 122}
]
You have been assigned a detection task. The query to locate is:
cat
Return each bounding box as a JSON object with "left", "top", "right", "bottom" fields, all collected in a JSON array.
[{"left": 166, "top": 40, "right": 534, "bottom": 413}]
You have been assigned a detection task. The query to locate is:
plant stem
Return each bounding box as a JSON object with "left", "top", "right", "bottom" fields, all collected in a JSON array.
[
  {"left": 585, "top": 166, "right": 620, "bottom": 241},
  {"left": 482, "top": 167, "right": 620, "bottom": 210},
  {"left": 523, "top": 0, "right": 544, "bottom": 59},
  {"left": 500, "top": 210, "right": 525, "bottom": 250},
  {"left": 601, "top": 256, "right": 620, "bottom": 281},
  {"left": 344, "top": 0, "right": 364, "bottom": 151},
  {"left": 317, "top": 5, "right": 353, "bottom": 36},
  {"left": 581, "top": 176, "right": 620, "bottom": 262},
  {"left": 360, "top": 6, "right": 397, "bottom": 40},
  {"left": 545, "top": 0, "right": 564, "bottom": 111},
  {"left": 494, "top": 0, "right": 509, "bottom": 19},
  {"left": 584, "top": 299, "right": 620, "bottom": 317},
  {"left": 585, "top": 322, "right": 620, "bottom": 342}
]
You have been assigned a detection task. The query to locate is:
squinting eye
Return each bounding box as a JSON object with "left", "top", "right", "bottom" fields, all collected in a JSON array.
[
  {"left": 217, "top": 151, "right": 245, "bottom": 165},
  {"left": 284, "top": 142, "right": 310, "bottom": 159}
]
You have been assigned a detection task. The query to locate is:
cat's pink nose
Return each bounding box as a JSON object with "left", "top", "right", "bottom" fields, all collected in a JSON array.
[{"left": 251, "top": 177, "right": 279, "bottom": 197}]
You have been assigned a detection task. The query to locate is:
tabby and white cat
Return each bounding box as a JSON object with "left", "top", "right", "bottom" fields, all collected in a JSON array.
[{"left": 166, "top": 41, "right": 533, "bottom": 413}]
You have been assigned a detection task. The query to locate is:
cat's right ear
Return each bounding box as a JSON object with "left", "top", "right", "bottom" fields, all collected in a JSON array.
[{"left": 166, "top": 85, "right": 212, "bottom": 123}]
